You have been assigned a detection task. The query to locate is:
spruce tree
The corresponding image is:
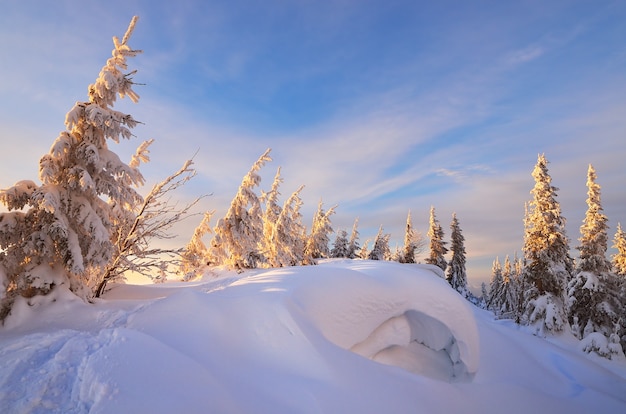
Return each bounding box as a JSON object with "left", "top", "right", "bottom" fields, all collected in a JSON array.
[
  {"left": 425, "top": 206, "right": 448, "bottom": 272},
  {"left": 400, "top": 210, "right": 423, "bottom": 264},
  {"left": 271, "top": 185, "right": 307, "bottom": 267},
  {"left": 568, "top": 165, "right": 620, "bottom": 352},
  {"left": 488, "top": 257, "right": 503, "bottom": 312},
  {"left": 368, "top": 225, "right": 391, "bottom": 261},
  {"left": 521, "top": 154, "right": 573, "bottom": 336},
  {"left": 446, "top": 213, "right": 469, "bottom": 297},
  {"left": 498, "top": 255, "right": 518, "bottom": 318},
  {"left": 612, "top": 223, "right": 626, "bottom": 276},
  {"left": 180, "top": 211, "right": 214, "bottom": 280},
  {"left": 331, "top": 230, "right": 350, "bottom": 258},
  {"left": 211, "top": 149, "right": 272, "bottom": 270},
  {"left": 0, "top": 17, "right": 146, "bottom": 316},
  {"left": 304, "top": 200, "right": 336, "bottom": 261},
  {"left": 346, "top": 218, "right": 361, "bottom": 259},
  {"left": 260, "top": 167, "right": 283, "bottom": 266}
]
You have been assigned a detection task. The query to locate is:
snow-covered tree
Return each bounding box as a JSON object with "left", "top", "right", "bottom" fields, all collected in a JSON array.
[
  {"left": 346, "top": 218, "right": 361, "bottom": 259},
  {"left": 568, "top": 165, "right": 621, "bottom": 354},
  {"left": 480, "top": 282, "right": 489, "bottom": 309},
  {"left": 260, "top": 167, "right": 283, "bottom": 266},
  {"left": 521, "top": 154, "right": 573, "bottom": 336},
  {"left": 612, "top": 223, "right": 626, "bottom": 352},
  {"left": 268, "top": 185, "right": 308, "bottom": 267},
  {"left": 576, "top": 165, "right": 611, "bottom": 274},
  {"left": 0, "top": 17, "right": 147, "bottom": 317},
  {"left": 498, "top": 255, "right": 518, "bottom": 318},
  {"left": 612, "top": 223, "right": 626, "bottom": 277},
  {"left": 399, "top": 210, "right": 425, "bottom": 264},
  {"left": 210, "top": 149, "right": 272, "bottom": 270},
  {"left": 331, "top": 229, "right": 350, "bottom": 258},
  {"left": 487, "top": 257, "right": 503, "bottom": 312},
  {"left": 180, "top": 210, "right": 214, "bottom": 281},
  {"left": 368, "top": 226, "right": 391, "bottom": 261},
  {"left": 304, "top": 200, "right": 336, "bottom": 262},
  {"left": 446, "top": 213, "right": 469, "bottom": 297},
  {"left": 425, "top": 206, "right": 448, "bottom": 272}
]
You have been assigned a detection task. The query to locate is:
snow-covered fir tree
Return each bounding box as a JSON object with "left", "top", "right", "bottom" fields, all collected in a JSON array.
[
  {"left": 498, "top": 255, "right": 518, "bottom": 319},
  {"left": 210, "top": 149, "right": 272, "bottom": 270},
  {"left": 260, "top": 167, "right": 283, "bottom": 266},
  {"left": 612, "top": 223, "right": 626, "bottom": 276},
  {"left": 400, "top": 210, "right": 423, "bottom": 264},
  {"left": 330, "top": 229, "right": 350, "bottom": 258},
  {"left": 358, "top": 239, "right": 370, "bottom": 260},
  {"left": 576, "top": 165, "right": 611, "bottom": 274},
  {"left": 521, "top": 154, "right": 573, "bottom": 336},
  {"left": 446, "top": 213, "right": 469, "bottom": 297},
  {"left": 304, "top": 200, "right": 336, "bottom": 262},
  {"left": 346, "top": 218, "right": 361, "bottom": 259},
  {"left": 0, "top": 17, "right": 146, "bottom": 317},
  {"left": 487, "top": 257, "right": 503, "bottom": 312},
  {"left": 270, "top": 185, "right": 308, "bottom": 267},
  {"left": 368, "top": 226, "right": 391, "bottom": 261},
  {"left": 612, "top": 223, "right": 626, "bottom": 352},
  {"left": 568, "top": 165, "right": 621, "bottom": 357},
  {"left": 180, "top": 211, "right": 214, "bottom": 280},
  {"left": 480, "top": 282, "right": 489, "bottom": 309},
  {"left": 425, "top": 206, "right": 448, "bottom": 272}
]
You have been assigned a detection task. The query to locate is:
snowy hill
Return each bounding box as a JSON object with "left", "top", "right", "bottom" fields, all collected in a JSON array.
[{"left": 1, "top": 260, "right": 625, "bottom": 413}]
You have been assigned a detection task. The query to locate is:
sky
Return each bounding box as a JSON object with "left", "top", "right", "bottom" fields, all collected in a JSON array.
[{"left": 1, "top": 0, "right": 625, "bottom": 289}]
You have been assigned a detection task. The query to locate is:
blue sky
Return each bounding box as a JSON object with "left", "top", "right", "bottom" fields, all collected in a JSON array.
[{"left": 1, "top": 0, "right": 625, "bottom": 288}]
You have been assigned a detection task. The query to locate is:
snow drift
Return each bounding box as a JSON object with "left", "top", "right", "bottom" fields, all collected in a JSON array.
[{"left": 1, "top": 260, "right": 625, "bottom": 414}]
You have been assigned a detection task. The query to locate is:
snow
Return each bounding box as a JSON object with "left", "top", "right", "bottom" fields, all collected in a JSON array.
[{"left": 1, "top": 259, "right": 626, "bottom": 413}]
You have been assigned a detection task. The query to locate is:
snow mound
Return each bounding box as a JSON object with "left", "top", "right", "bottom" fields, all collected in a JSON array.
[{"left": 288, "top": 260, "right": 479, "bottom": 381}]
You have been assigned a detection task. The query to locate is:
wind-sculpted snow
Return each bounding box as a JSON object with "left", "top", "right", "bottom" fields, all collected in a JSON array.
[
  {"left": 0, "top": 260, "right": 625, "bottom": 413},
  {"left": 287, "top": 260, "right": 479, "bottom": 381}
]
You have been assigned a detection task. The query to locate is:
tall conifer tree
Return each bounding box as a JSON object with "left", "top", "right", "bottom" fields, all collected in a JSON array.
[
  {"left": 446, "top": 213, "right": 468, "bottom": 297},
  {"left": 521, "top": 154, "right": 573, "bottom": 335},
  {"left": 346, "top": 218, "right": 361, "bottom": 259},
  {"left": 0, "top": 17, "right": 146, "bottom": 316},
  {"left": 568, "top": 165, "right": 620, "bottom": 351},
  {"left": 368, "top": 225, "right": 391, "bottom": 261},
  {"left": 211, "top": 149, "right": 272, "bottom": 270},
  {"left": 400, "top": 210, "right": 423, "bottom": 264},
  {"left": 612, "top": 223, "right": 626, "bottom": 276},
  {"left": 425, "top": 206, "right": 448, "bottom": 272}
]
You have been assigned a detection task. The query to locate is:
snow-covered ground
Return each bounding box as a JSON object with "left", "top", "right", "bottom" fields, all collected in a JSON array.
[{"left": 1, "top": 260, "right": 625, "bottom": 413}]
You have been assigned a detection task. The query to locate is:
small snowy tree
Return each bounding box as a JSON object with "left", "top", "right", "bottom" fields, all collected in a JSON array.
[
  {"left": 521, "top": 154, "right": 573, "bottom": 336},
  {"left": 0, "top": 17, "right": 146, "bottom": 317},
  {"left": 446, "top": 213, "right": 469, "bottom": 298},
  {"left": 304, "top": 200, "right": 336, "bottom": 262},
  {"left": 480, "top": 282, "right": 489, "bottom": 309},
  {"left": 368, "top": 226, "right": 391, "bottom": 261},
  {"left": 487, "top": 257, "right": 503, "bottom": 312},
  {"left": 425, "top": 206, "right": 448, "bottom": 272},
  {"left": 358, "top": 239, "right": 371, "bottom": 260},
  {"left": 612, "top": 223, "right": 626, "bottom": 277},
  {"left": 612, "top": 224, "right": 626, "bottom": 352},
  {"left": 399, "top": 210, "right": 425, "bottom": 264},
  {"left": 260, "top": 167, "right": 283, "bottom": 266},
  {"left": 498, "top": 255, "right": 519, "bottom": 318},
  {"left": 346, "top": 218, "right": 361, "bottom": 259},
  {"left": 568, "top": 165, "right": 620, "bottom": 351},
  {"left": 180, "top": 210, "right": 214, "bottom": 281},
  {"left": 210, "top": 149, "right": 272, "bottom": 270},
  {"left": 331, "top": 229, "right": 350, "bottom": 258},
  {"left": 270, "top": 185, "right": 308, "bottom": 267}
]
